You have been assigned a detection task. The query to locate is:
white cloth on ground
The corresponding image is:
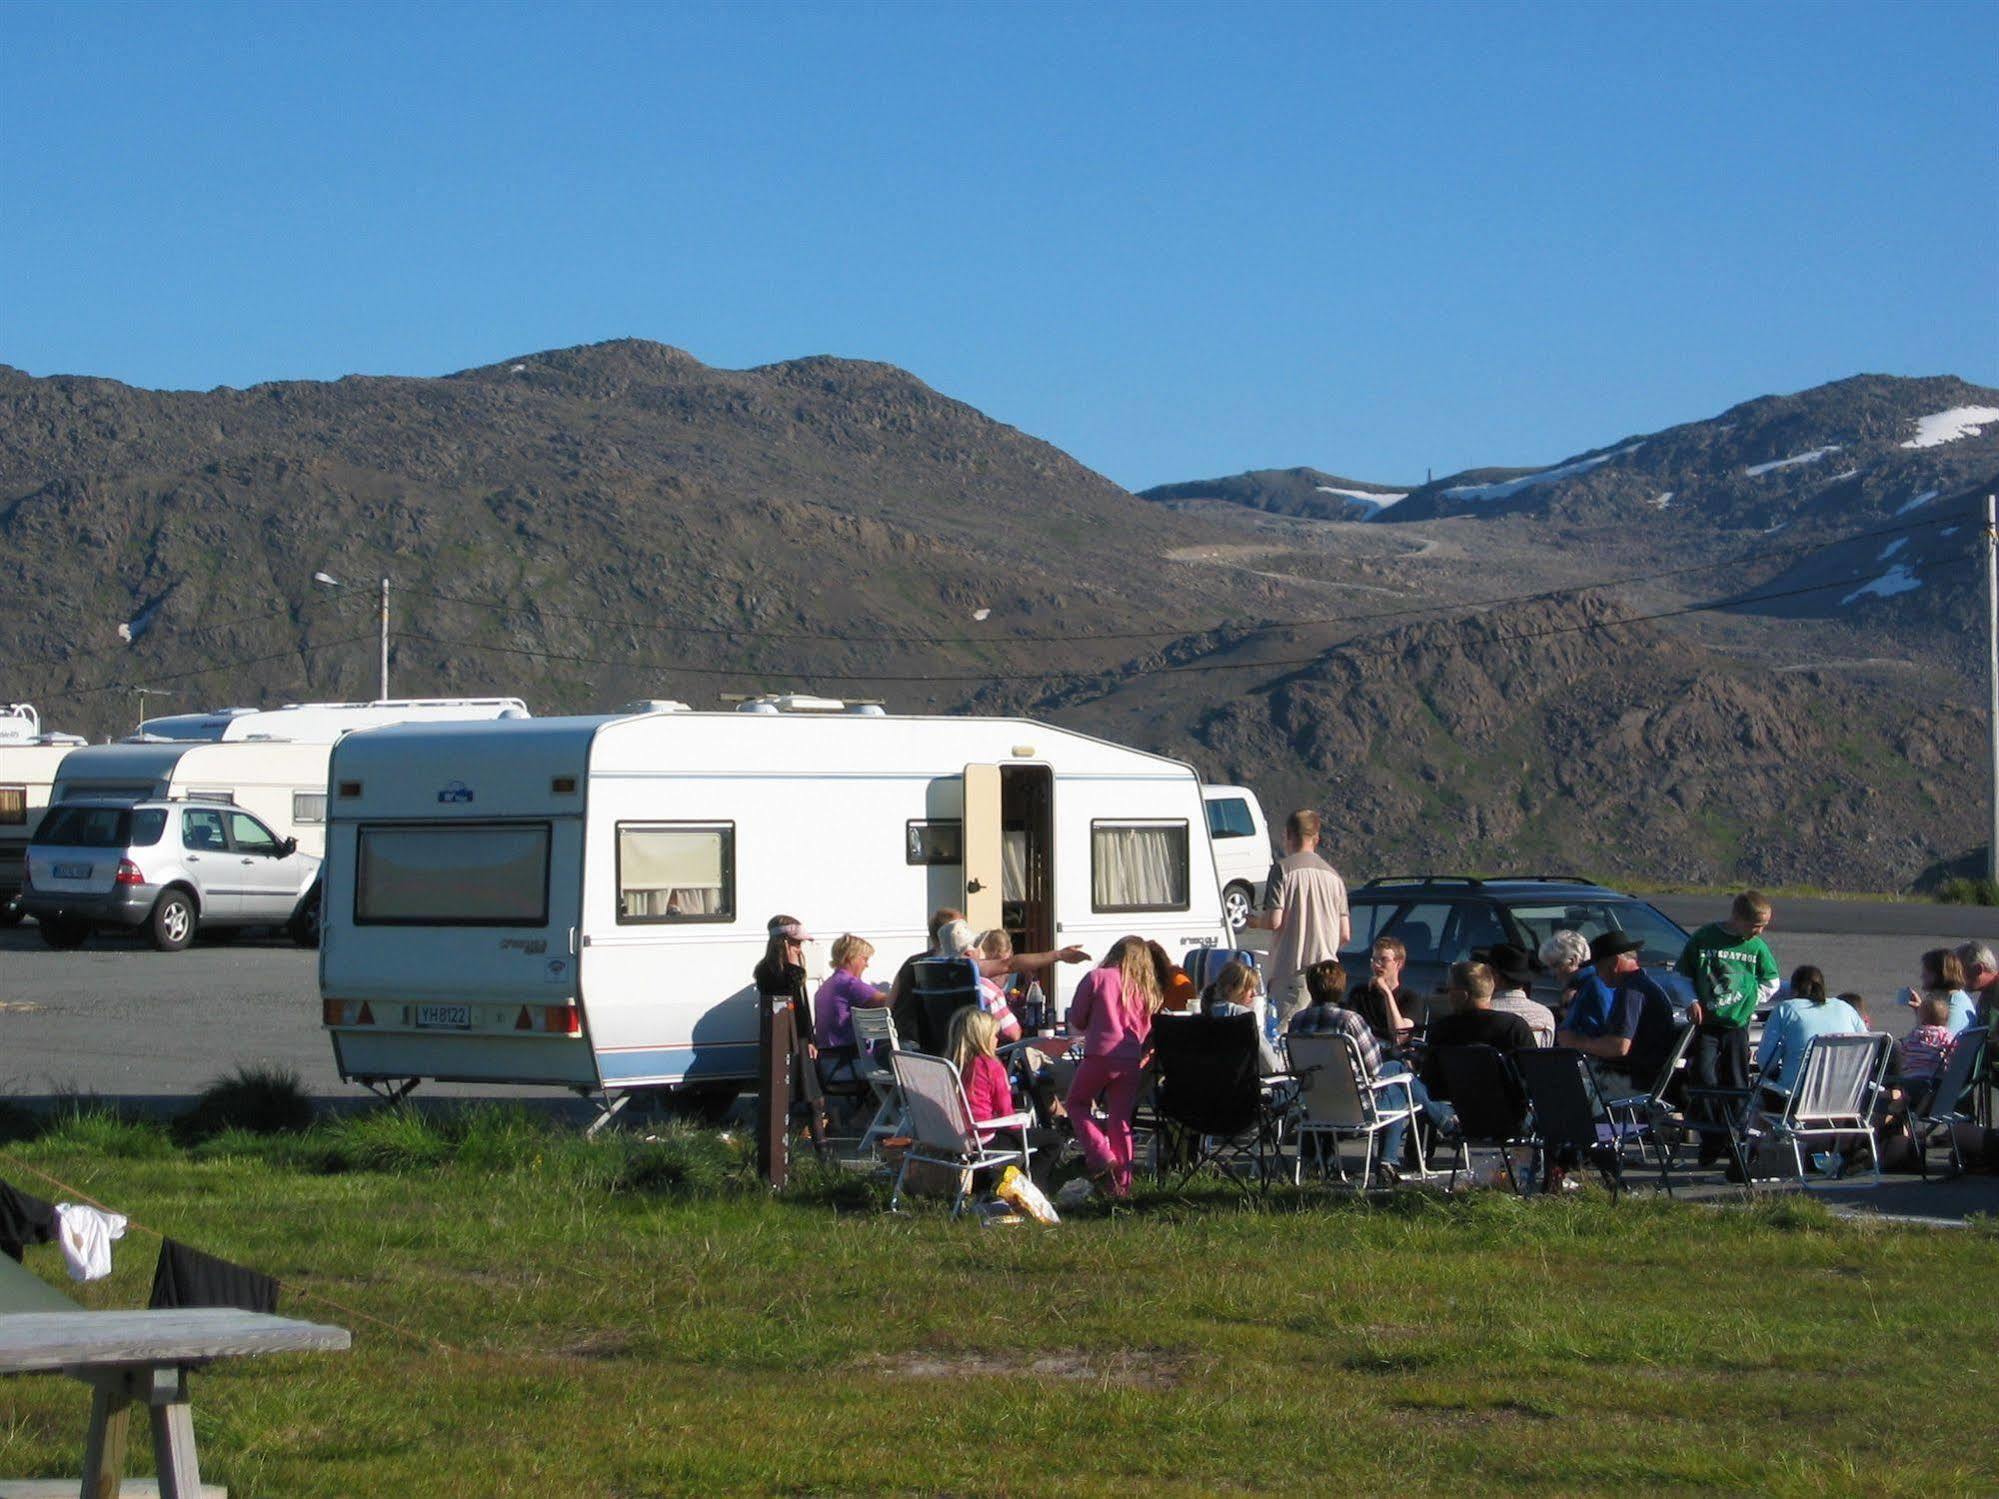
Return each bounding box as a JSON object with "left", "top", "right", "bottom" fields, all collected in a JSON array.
[{"left": 55, "top": 1202, "right": 128, "bottom": 1282}]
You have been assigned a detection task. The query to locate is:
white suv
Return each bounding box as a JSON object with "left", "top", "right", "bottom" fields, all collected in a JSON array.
[
  {"left": 1202, "top": 785, "right": 1274, "bottom": 930},
  {"left": 22, "top": 798, "right": 322, "bottom": 952}
]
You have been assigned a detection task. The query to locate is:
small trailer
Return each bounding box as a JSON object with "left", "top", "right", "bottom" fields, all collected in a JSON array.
[
  {"left": 0, "top": 704, "right": 87, "bottom": 921},
  {"left": 318, "top": 697, "right": 1234, "bottom": 1108},
  {"left": 50, "top": 698, "right": 531, "bottom": 859}
]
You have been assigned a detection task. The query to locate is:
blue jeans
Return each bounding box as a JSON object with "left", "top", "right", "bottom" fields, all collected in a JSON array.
[{"left": 1376, "top": 1061, "right": 1438, "bottom": 1168}]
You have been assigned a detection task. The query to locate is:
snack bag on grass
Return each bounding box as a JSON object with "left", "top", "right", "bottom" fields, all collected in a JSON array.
[{"left": 995, "top": 1165, "right": 1060, "bottom": 1225}]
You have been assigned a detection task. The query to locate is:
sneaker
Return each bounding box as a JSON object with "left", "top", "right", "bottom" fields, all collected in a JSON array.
[
  {"left": 1371, "top": 1162, "right": 1400, "bottom": 1189},
  {"left": 1053, "top": 1176, "right": 1096, "bottom": 1208}
]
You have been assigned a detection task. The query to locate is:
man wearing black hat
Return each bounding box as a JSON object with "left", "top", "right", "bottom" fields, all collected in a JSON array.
[
  {"left": 1555, "top": 931, "right": 1679, "bottom": 1092},
  {"left": 1476, "top": 942, "right": 1556, "bottom": 1046}
]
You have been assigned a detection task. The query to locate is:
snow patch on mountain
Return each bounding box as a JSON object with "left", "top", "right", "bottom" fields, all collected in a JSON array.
[
  {"left": 1879, "top": 538, "right": 1906, "bottom": 561},
  {"left": 1744, "top": 445, "right": 1841, "bottom": 477},
  {"left": 1894, "top": 488, "right": 1942, "bottom": 516},
  {"left": 1901, "top": 405, "right": 1999, "bottom": 450},
  {"left": 1316, "top": 485, "right": 1409, "bottom": 510},
  {"left": 1650, "top": 491, "right": 1674, "bottom": 510},
  {"left": 1439, "top": 443, "right": 1642, "bottom": 502},
  {"left": 1843, "top": 565, "right": 1923, "bottom": 605}
]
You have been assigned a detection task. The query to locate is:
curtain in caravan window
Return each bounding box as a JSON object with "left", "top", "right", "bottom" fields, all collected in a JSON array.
[
  {"left": 617, "top": 823, "right": 733, "bottom": 922},
  {"left": 357, "top": 824, "right": 549, "bottom": 924},
  {"left": 1001, "top": 830, "right": 1027, "bottom": 902},
  {"left": 1090, "top": 822, "right": 1189, "bottom": 912}
]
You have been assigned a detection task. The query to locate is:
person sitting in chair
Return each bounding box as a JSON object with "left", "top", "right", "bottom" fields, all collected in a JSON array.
[
  {"left": 1555, "top": 931, "right": 1678, "bottom": 1096},
  {"left": 812, "top": 933, "right": 890, "bottom": 1094},
  {"left": 1289, "top": 959, "right": 1431, "bottom": 1186},
  {"left": 1476, "top": 943, "right": 1557, "bottom": 1046},
  {"left": 1201, "top": 960, "right": 1285, "bottom": 1076}
]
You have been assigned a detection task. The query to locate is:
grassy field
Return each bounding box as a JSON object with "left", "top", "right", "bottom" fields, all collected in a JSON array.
[{"left": 1, "top": 1106, "right": 1994, "bottom": 1497}]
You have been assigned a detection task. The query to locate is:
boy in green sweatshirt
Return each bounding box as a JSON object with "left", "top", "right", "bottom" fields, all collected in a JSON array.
[{"left": 1675, "top": 891, "right": 1779, "bottom": 1166}]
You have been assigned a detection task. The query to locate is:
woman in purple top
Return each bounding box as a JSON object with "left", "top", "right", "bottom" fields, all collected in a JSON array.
[
  {"left": 1063, "top": 937, "right": 1163, "bottom": 1200},
  {"left": 813, "top": 933, "right": 887, "bottom": 1087}
]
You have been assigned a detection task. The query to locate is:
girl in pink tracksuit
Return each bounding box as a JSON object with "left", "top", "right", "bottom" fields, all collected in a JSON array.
[{"left": 1064, "top": 938, "right": 1163, "bottom": 1198}]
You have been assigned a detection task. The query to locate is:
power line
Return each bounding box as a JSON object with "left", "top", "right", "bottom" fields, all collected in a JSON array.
[
  {"left": 9, "top": 594, "right": 366, "bottom": 672},
  {"left": 391, "top": 503, "right": 1978, "bottom": 647},
  {"left": 394, "top": 543, "right": 1979, "bottom": 687}
]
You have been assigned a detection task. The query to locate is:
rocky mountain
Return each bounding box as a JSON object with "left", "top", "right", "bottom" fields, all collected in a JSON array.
[
  {"left": 0, "top": 341, "right": 1240, "bottom": 731},
  {"left": 1138, "top": 467, "right": 1410, "bottom": 523},
  {"left": 0, "top": 346, "right": 1988, "bottom": 890}
]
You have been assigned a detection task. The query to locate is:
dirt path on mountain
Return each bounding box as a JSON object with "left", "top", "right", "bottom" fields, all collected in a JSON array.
[{"left": 1161, "top": 542, "right": 1409, "bottom": 596}]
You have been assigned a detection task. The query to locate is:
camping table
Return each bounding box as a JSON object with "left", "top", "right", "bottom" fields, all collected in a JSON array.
[{"left": 0, "top": 1256, "right": 350, "bottom": 1499}]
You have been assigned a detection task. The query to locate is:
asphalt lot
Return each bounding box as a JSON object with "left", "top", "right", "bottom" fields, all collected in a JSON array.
[{"left": 3, "top": 895, "right": 1988, "bottom": 1100}]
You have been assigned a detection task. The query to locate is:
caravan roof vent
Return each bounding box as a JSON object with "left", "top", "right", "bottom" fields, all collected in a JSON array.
[
  {"left": 737, "top": 700, "right": 781, "bottom": 715},
  {"left": 620, "top": 699, "right": 693, "bottom": 715},
  {"left": 845, "top": 704, "right": 888, "bottom": 717}
]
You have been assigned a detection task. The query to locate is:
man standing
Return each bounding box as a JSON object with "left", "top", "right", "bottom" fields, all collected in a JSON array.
[
  {"left": 1243, "top": 809, "right": 1349, "bottom": 1034},
  {"left": 1557, "top": 931, "right": 1679, "bottom": 1095},
  {"left": 1675, "top": 893, "right": 1779, "bottom": 1165}
]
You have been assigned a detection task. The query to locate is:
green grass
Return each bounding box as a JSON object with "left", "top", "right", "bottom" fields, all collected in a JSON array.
[{"left": 1, "top": 1108, "right": 1993, "bottom": 1496}]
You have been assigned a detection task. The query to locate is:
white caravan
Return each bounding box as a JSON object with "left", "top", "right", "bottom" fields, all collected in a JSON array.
[
  {"left": 319, "top": 699, "right": 1235, "bottom": 1104},
  {"left": 0, "top": 705, "right": 88, "bottom": 921},
  {"left": 52, "top": 698, "right": 533, "bottom": 859},
  {"left": 1200, "top": 784, "right": 1275, "bottom": 929}
]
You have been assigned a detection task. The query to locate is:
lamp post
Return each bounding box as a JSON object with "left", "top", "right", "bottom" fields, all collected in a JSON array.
[
  {"left": 313, "top": 571, "right": 390, "bottom": 701},
  {"left": 133, "top": 687, "right": 173, "bottom": 737}
]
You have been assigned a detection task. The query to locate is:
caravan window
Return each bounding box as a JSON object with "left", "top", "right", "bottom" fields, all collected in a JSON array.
[
  {"left": 186, "top": 789, "right": 235, "bottom": 805},
  {"left": 617, "top": 822, "right": 734, "bottom": 924},
  {"left": 0, "top": 787, "right": 24, "bottom": 826},
  {"left": 1090, "top": 820, "right": 1190, "bottom": 913},
  {"left": 904, "top": 820, "right": 963, "bottom": 865},
  {"left": 294, "top": 792, "right": 328, "bottom": 825},
  {"left": 356, "top": 822, "right": 551, "bottom": 926}
]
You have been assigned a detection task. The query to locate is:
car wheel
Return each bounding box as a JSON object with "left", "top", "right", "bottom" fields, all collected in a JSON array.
[
  {"left": 39, "top": 914, "right": 91, "bottom": 950},
  {"left": 1223, "top": 883, "right": 1254, "bottom": 931},
  {"left": 149, "top": 890, "right": 196, "bottom": 952},
  {"left": 288, "top": 889, "right": 321, "bottom": 949}
]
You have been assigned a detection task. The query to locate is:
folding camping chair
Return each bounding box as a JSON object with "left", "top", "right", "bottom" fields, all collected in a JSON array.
[
  {"left": 1514, "top": 1046, "right": 1650, "bottom": 1198},
  {"left": 1286, "top": 1033, "right": 1419, "bottom": 1186},
  {"left": 887, "top": 1051, "right": 1032, "bottom": 1215},
  {"left": 1149, "top": 1010, "right": 1290, "bottom": 1192},
  {"left": 1602, "top": 1018, "right": 1697, "bottom": 1182},
  {"left": 909, "top": 956, "right": 983, "bottom": 1056},
  {"left": 1903, "top": 1023, "right": 1989, "bottom": 1177},
  {"left": 850, "top": 1004, "right": 910, "bottom": 1157},
  {"left": 1745, "top": 1032, "right": 1893, "bottom": 1187},
  {"left": 1181, "top": 947, "right": 1260, "bottom": 994},
  {"left": 1432, "top": 1044, "right": 1535, "bottom": 1193}
]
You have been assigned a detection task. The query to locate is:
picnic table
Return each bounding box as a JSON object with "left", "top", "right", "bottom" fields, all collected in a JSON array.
[{"left": 0, "top": 1254, "right": 350, "bottom": 1499}]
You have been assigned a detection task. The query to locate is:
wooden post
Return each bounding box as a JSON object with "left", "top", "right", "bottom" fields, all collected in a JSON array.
[
  {"left": 148, "top": 1368, "right": 202, "bottom": 1499},
  {"left": 757, "top": 993, "right": 793, "bottom": 1187},
  {"left": 81, "top": 1373, "right": 132, "bottom": 1498}
]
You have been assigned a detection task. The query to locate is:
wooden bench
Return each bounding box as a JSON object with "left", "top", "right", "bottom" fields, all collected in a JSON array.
[{"left": 0, "top": 1255, "right": 350, "bottom": 1499}]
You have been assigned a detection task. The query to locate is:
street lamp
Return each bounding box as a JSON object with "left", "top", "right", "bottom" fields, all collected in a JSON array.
[{"left": 313, "top": 571, "right": 391, "bottom": 701}]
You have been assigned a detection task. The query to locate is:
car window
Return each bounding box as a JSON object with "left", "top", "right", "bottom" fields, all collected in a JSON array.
[
  {"left": 228, "top": 811, "right": 284, "bottom": 856},
  {"left": 182, "top": 808, "right": 229, "bottom": 851},
  {"left": 130, "top": 809, "right": 168, "bottom": 847},
  {"left": 34, "top": 806, "right": 130, "bottom": 848},
  {"left": 1204, "top": 797, "right": 1255, "bottom": 839},
  {"left": 1504, "top": 900, "right": 1688, "bottom": 967},
  {"left": 1446, "top": 901, "right": 1509, "bottom": 955},
  {"left": 1342, "top": 901, "right": 1398, "bottom": 955},
  {"left": 1380, "top": 901, "right": 1456, "bottom": 965}
]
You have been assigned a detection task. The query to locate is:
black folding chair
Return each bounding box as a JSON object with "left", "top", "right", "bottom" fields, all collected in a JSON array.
[
  {"left": 909, "top": 956, "right": 981, "bottom": 1056},
  {"left": 1432, "top": 1045, "right": 1533, "bottom": 1194},
  {"left": 1150, "top": 1011, "right": 1286, "bottom": 1193},
  {"left": 1513, "top": 1047, "right": 1637, "bottom": 1198}
]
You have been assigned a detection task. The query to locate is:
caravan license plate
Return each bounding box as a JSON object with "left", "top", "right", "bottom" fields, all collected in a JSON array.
[
  {"left": 416, "top": 1003, "right": 472, "bottom": 1030},
  {"left": 53, "top": 864, "right": 91, "bottom": 880}
]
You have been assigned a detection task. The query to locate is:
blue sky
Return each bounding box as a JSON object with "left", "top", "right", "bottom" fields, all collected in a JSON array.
[{"left": 2, "top": 1, "right": 1992, "bottom": 490}]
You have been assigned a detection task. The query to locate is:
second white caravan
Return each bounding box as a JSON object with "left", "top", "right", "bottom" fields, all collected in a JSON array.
[{"left": 319, "top": 700, "right": 1234, "bottom": 1102}]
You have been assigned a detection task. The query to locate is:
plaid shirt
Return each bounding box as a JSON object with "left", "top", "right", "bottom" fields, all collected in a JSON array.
[{"left": 1288, "top": 1003, "right": 1384, "bottom": 1079}]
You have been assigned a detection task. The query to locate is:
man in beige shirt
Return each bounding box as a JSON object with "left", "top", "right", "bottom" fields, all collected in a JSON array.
[{"left": 1243, "top": 809, "right": 1349, "bottom": 1032}]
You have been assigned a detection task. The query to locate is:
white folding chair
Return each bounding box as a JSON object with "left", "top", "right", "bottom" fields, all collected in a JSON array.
[
  {"left": 887, "top": 1051, "right": 1032, "bottom": 1215},
  {"left": 1287, "top": 1033, "right": 1419, "bottom": 1186},
  {"left": 850, "top": 1005, "right": 907, "bottom": 1157},
  {"left": 1748, "top": 1032, "right": 1892, "bottom": 1186}
]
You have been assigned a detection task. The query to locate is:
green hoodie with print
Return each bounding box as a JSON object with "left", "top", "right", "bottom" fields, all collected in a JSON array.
[{"left": 1674, "top": 922, "right": 1777, "bottom": 1029}]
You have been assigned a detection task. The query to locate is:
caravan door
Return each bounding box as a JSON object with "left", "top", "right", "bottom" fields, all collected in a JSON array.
[{"left": 961, "top": 763, "right": 1003, "bottom": 934}]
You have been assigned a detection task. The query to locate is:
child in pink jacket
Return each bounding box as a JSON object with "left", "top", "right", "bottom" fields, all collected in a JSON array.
[
  {"left": 1063, "top": 938, "right": 1162, "bottom": 1199},
  {"left": 950, "top": 1006, "right": 1014, "bottom": 1141}
]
